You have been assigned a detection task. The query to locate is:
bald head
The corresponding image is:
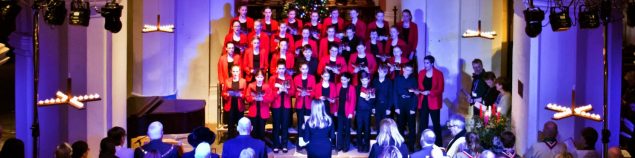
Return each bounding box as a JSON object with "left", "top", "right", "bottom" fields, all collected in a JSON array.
[
  {"left": 420, "top": 129, "right": 436, "bottom": 147},
  {"left": 543, "top": 121, "right": 558, "bottom": 139},
  {"left": 194, "top": 142, "right": 211, "bottom": 158},
  {"left": 148, "top": 121, "right": 164, "bottom": 140},
  {"left": 237, "top": 117, "right": 252, "bottom": 135}
]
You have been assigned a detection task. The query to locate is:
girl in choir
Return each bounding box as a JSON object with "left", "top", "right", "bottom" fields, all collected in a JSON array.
[
  {"left": 318, "top": 45, "right": 347, "bottom": 83},
  {"left": 269, "top": 61, "right": 295, "bottom": 153},
  {"left": 356, "top": 72, "right": 375, "bottom": 152},
  {"left": 348, "top": 44, "right": 377, "bottom": 85},
  {"left": 295, "top": 28, "right": 318, "bottom": 58},
  {"left": 305, "top": 11, "right": 323, "bottom": 41},
  {"left": 284, "top": 9, "right": 303, "bottom": 41},
  {"left": 341, "top": 26, "right": 360, "bottom": 62},
  {"left": 388, "top": 46, "right": 409, "bottom": 79},
  {"left": 248, "top": 20, "right": 270, "bottom": 56},
  {"left": 230, "top": 5, "right": 253, "bottom": 34},
  {"left": 298, "top": 45, "right": 319, "bottom": 77},
  {"left": 262, "top": 7, "right": 279, "bottom": 36},
  {"left": 243, "top": 38, "right": 269, "bottom": 82},
  {"left": 393, "top": 62, "right": 418, "bottom": 151},
  {"left": 386, "top": 26, "right": 409, "bottom": 59},
  {"left": 218, "top": 42, "right": 242, "bottom": 84},
  {"left": 372, "top": 65, "right": 393, "bottom": 130},
  {"left": 269, "top": 39, "right": 295, "bottom": 76},
  {"left": 319, "top": 26, "right": 341, "bottom": 58},
  {"left": 416, "top": 55, "right": 445, "bottom": 146},
  {"left": 271, "top": 23, "right": 295, "bottom": 55},
  {"left": 369, "top": 119, "right": 409, "bottom": 158},
  {"left": 312, "top": 71, "right": 337, "bottom": 119},
  {"left": 225, "top": 21, "right": 249, "bottom": 54},
  {"left": 334, "top": 73, "right": 356, "bottom": 152},
  {"left": 294, "top": 62, "right": 316, "bottom": 150},
  {"left": 245, "top": 70, "right": 272, "bottom": 140},
  {"left": 301, "top": 100, "right": 335, "bottom": 158},
  {"left": 367, "top": 10, "right": 389, "bottom": 44},
  {"left": 222, "top": 65, "right": 247, "bottom": 137},
  {"left": 322, "top": 8, "right": 345, "bottom": 38},
  {"left": 347, "top": 9, "right": 367, "bottom": 41},
  {"left": 366, "top": 29, "right": 387, "bottom": 64},
  {"left": 397, "top": 9, "right": 419, "bottom": 60}
]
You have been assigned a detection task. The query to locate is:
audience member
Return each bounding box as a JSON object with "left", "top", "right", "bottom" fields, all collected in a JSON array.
[
  {"left": 99, "top": 138, "right": 118, "bottom": 158},
  {"left": 194, "top": 142, "right": 213, "bottom": 158},
  {"left": 524, "top": 121, "right": 567, "bottom": 158},
  {"left": 495, "top": 131, "right": 519, "bottom": 158},
  {"left": 55, "top": 142, "right": 73, "bottom": 158},
  {"left": 446, "top": 115, "right": 467, "bottom": 158},
  {"left": 183, "top": 127, "right": 217, "bottom": 158},
  {"left": 133, "top": 121, "right": 178, "bottom": 158},
  {"left": 71, "top": 141, "right": 89, "bottom": 158},
  {"left": 0, "top": 138, "right": 25, "bottom": 158},
  {"left": 455, "top": 132, "right": 483, "bottom": 158},
  {"left": 239, "top": 148, "right": 255, "bottom": 158},
  {"left": 108, "top": 126, "right": 133, "bottom": 158},
  {"left": 575, "top": 127, "right": 600, "bottom": 158},
  {"left": 369, "top": 118, "right": 408, "bottom": 158},
  {"left": 222, "top": 117, "right": 267, "bottom": 158},
  {"left": 480, "top": 150, "right": 495, "bottom": 158},
  {"left": 410, "top": 129, "right": 443, "bottom": 158}
]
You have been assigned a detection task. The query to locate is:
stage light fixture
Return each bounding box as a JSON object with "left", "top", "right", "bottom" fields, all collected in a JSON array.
[
  {"left": 578, "top": 5, "right": 600, "bottom": 29},
  {"left": 549, "top": 6, "right": 572, "bottom": 31},
  {"left": 44, "top": 0, "right": 67, "bottom": 25},
  {"left": 0, "top": 0, "right": 21, "bottom": 40},
  {"left": 100, "top": 1, "right": 123, "bottom": 33},
  {"left": 524, "top": 7, "right": 545, "bottom": 37},
  {"left": 69, "top": 0, "right": 90, "bottom": 26},
  {"left": 628, "top": 2, "right": 635, "bottom": 27}
]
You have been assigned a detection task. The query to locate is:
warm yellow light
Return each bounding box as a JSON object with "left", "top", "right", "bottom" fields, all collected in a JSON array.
[
  {"left": 462, "top": 20, "right": 496, "bottom": 40},
  {"left": 142, "top": 15, "right": 175, "bottom": 33}
]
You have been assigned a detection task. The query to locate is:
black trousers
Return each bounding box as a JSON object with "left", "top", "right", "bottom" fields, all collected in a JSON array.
[
  {"left": 227, "top": 103, "right": 243, "bottom": 138},
  {"left": 296, "top": 108, "right": 310, "bottom": 138},
  {"left": 420, "top": 102, "right": 442, "bottom": 146},
  {"left": 336, "top": 114, "right": 351, "bottom": 151},
  {"left": 375, "top": 102, "right": 390, "bottom": 129},
  {"left": 272, "top": 108, "right": 291, "bottom": 149},
  {"left": 356, "top": 110, "right": 371, "bottom": 150},
  {"left": 397, "top": 100, "right": 416, "bottom": 151},
  {"left": 250, "top": 116, "right": 266, "bottom": 140}
]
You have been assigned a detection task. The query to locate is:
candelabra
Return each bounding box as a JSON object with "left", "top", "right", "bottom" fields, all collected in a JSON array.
[
  {"left": 462, "top": 20, "right": 497, "bottom": 40},
  {"left": 142, "top": 14, "right": 175, "bottom": 33},
  {"left": 545, "top": 88, "right": 602, "bottom": 121}
]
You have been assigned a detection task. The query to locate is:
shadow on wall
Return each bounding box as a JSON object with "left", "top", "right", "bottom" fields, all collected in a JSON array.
[
  {"left": 457, "top": 58, "right": 472, "bottom": 116},
  {"left": 209, "top": 3, "right": 233, "bottom": 86},
  {"left": 414, "top": 9, "right": 428, "bottom": 57}
]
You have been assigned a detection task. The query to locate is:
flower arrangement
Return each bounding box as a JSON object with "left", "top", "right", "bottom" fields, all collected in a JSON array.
[{"left": 469, "top": 114, "right": 511, "bottom": 149}]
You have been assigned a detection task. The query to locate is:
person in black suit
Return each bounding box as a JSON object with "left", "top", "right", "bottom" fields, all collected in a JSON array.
[
  {"left": 133, "top": 121, "right": 178, "bottom": 158},
  {"left": 301, "top": 100, "right": 335, "bottom": 158},
  {"left": 468, "top": 59, "right": 489, "bottom": 114},
  {"left": 393, "top": 62, "right": 418, "bottom": 151},
  {"left": 222, "top": 117, "right": 268, "bottom": 158}
]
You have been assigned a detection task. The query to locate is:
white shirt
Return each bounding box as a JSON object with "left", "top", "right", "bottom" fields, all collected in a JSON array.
[{"left": 524, "top": 141, "right": 568, "bottom": 158}]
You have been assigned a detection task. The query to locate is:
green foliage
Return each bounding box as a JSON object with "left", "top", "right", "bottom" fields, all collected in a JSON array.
[
  {"left": 470, "top": 115, "right": 511, "bottom": 149},
  {"left": 283, "top": 0, "right": 329, "bottom": 22}
]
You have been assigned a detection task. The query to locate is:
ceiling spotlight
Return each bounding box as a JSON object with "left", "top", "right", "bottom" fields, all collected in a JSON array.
[
  {"left": 0, "top": 0, "right": 21, "bottom": 40},
  {"left": 578, "top": 5, "right": 600, "bottom": 29},
  {"left": 524, "top": 7, "right": 545, "bottom": 37},
  {"left": 627, "top": 2, "right": 634, "bottom": 27},
  {"left": 45, "top": 0, "right": 67, "bottom": 25},
  {"left": 549, "top": 6, "right": 572, "bottom": 31},
  {"left": 100, "top": 1, "right": 123, "bottom": 33},
  {"left": 69, "top": 0, "right": 90, "bottom": 27}
]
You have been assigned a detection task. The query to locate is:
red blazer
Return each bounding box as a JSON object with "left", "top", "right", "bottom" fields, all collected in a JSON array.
[
  {"left": 269, "top": 50, "right": 295, "bottom": 75},
  {"left": 295, "top": 39, "right": 319, "bottom": 58},
  {"left": 321, "top": 17, "right": 345, "bottom": 36},
  {"left": 271, "top": 33, "right": 296, "bottom": 54},
  {"left": 417, "top": 68, "right": 445, "bottom": 110},
  {"left": 347, "top": 19, "right": 367, "bottom": 41},
  {"left": 396, "top": 21, "right": 419, "bottom": 55},
  {"left": 230, "top": 17, "right": 254, "bottom": 33},
  {"left": 367, "top": 20, "right": 390, "bottom": 38},
  {"left": 224, "top": 33, "right": 249, "bottom": 54},
  {"left": 387, "top": 57, "right": 409, "bottom": 79},
  {"left": 333, "top": 84, "right": 356, "bottom": 117},
  {"left": 348, "top": 52, "right": 378, "bottom": 85},
  {"left": 269, "top": 75, "right": 295, "bottom": 109},
  {"left": 365, "top": 40, "right": 386, "bottom": 56},
  {"left": 284, "top": 18, "right": 303, "bottom": 36},
  {"left": 263, "top": 19, "right": 279, "bottom": 35},
  {"left": 318, "top": 56, "right": 348, "bottom": 79},
  {"left": 318, "top": 37, "right": 341, "bottom": 58},
  {"left": 312, "top": 81, "right": 337, "bottom": 102},
  {"left": 247, "top": 32, "right": 271, "bottom": 55},
  {"left": 245, "top": 83, "right": 273, "bottom": 119},
  {"left": 242, "top": 47, "right": 269, "bottom": 81},
  {"left": 217, "top": 54, "right": 242, "bottom": 83},
  {"left": 385, "top": 39, "right": 409, "bottom": 58},
  {"left": 304, "top": 22, "right": 323, "bottom": 36},
  {"left": 294, "top": 75, "right": 316, "bottom": 110},
  {"left": 222, "top": 78, "right": 247, "bottom": 112}
]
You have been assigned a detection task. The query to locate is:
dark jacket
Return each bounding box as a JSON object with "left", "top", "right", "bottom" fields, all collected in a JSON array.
[
  {"left": 393, "top": 74, "right": 418, "bottom": 111},
  {"left": 133, "top": 140, "right": 178, "bottom": 158},
  {"left": 221, "top": 135, "right": 267, "bottom": 158}
]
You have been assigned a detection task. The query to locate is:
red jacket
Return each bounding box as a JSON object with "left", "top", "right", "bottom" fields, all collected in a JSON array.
[
  {"left": 318, "top": 37, "right": 341, "bottom": 58},
  {"left": 347, "top": 19, "right": 367, "bottom": 41},
  {"left": 217, "top": 54, "right": 242, "bottom": 83},
  {"left": 396, "top": 21, "right": 419, "bottom": 55},
  {"left": 312, "top": 81, "right": 337, "bottom": 104},
  {"left": 348, "top": 52, "right": 378, "bottom": 85},
  {"left": 262, "top": 19, "right": 279, "bottom": 35},
  {"left": 304, "top": 22, "right": 323, "bottom": 37},
  {"left": 242, "top": 47, "right": 269, "bottom": 81},
  {"left": 321, "top": 17, "right": 345, "bottom": 36},
  {"left": 333, "top": 84, "right": 356, "bottom": 117},
  {"left": 224, "top": 33, "right": 249, "bottom": 54},
  {"left": 365, "top": 40, "right": 386, "bottom": 57},
  {"left": 295, "top": 39, "right": 319, "bottom": 58},
  {"left": 417, "top": 68, "right": 445, "bottom": 110},
  {"left": 230, "top": 17, "right": 254, "bottom": 33},
  {"left": 245, "top": 82, "right": 273, "bottom": 119},
  {"left": 294, "top": 75, "right": 316, "bottom": 110},
  {"left": 270, "top": 33, "right": 295, "bottom": 54},
  {"left": 367, "top": 20, "right": 390, "bottom": 38},
  {"left": 385, "top": 39, "right": 409, "bottom": 59},
  {"left": 269, "top": 75, "right": 295, "bottom": 109},
  {"left": 387, "top": 57, "right": 409, "bottom": 79},
  {"left": 247, "top": 32, "right": 271, "bottom": 55},
  {"left": 269, "top": 50, "right": 295, "bottom": 75},
  {"left": 222, "top": 78, "right": 247, "bottom": 112},
  {"left": 283, "top": 18, "right": 303, "bottom": 36},
  {"left": 318, "top": 56, "right": 348, "bottom": 80}
]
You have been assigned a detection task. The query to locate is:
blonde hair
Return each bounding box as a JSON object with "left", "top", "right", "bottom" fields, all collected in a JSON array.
[
  {"left": 376, "top": 119, "right": 404, "bottom": 147},
  {"left": 306, "top": 100, "right": 332, "bottom": 129},
  {"left": 379, "top": 145, "right": 402, "bottom": 158}
]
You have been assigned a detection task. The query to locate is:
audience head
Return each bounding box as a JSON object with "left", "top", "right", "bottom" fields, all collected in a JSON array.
[
  {"left": 464, "top": 132, "right": 482, "bottom": 152},
  {"left": 194, "top": 142, "right": 211, "bottom": 158},
  {"left": 99, "top": 138, "right": 117, "bottom": 158},
  {"left": 237, "top": 117, "right": 253, "bottom": 135},
  {"left": 188, "top": 126, "right": 216, "bottom": 148},
  {"left": 608, "top": 147, "right": 623, "bottom": 158},
  {"left": 479, "top": 150, "right": 495, "bottom": 158},
  {"left": 581, "top": 127, "right": 598, "bottom": 149},
  {"left": 0, "top": 138, "right": 25, "bottom": 158},
  {"left": 107, "top": 126, "right": 126, "bottom": 146},
  {"left": 482, "top": 72, "right": 496, "bottom": 87},
  {"left": 420, "top": 129, "right": 436, "bottom": 147},
  {"left": 500, "top": 131, "right": 516, "bottom": 148},
  {"left": 308, "top": 100, "right": 332, "bottom": 128},
  {"left": 495, "top": 77, "right": 511, "bottom": 93},
  {"left": 472, "top": 59, "right": 484, "bottom": 74},
  {"left": 147, "top": 121, "right": 164, "bottom": 140},
  {"left": 543, "top": 121, "right": 558, "bottom": 140},
  {"left": 71, "top": 141, "right": 89, "bottom": 158},
  {"left": 448, "top": 115, "right": 466, "bottom": 136},
  {"left": 423, "top": 55, "right": 435, "bottom": 70},
  {"left": 55, "top": 142, "right": 72, "bottom": 158},
  {"left": 239, "top": 148, "right": 255, "bottom": 158},
  {"left": 377, "top": 118, "right": 404, "bottom": 147},
  {"left": 379, "top": 145, "right": 402, "bottom": 158}
]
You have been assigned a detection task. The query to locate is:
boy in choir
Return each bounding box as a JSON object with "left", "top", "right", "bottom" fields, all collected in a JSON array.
[
  {"left": 230, "top": 5, "right": 253, "bottom": 34},
  {"left": 269, "top": 39, "right": 295, "bottom": 76},
  {"left": 347, "top": 9, "right": 367, "bottom": 41},
  {"left": 341, "top": 25, "right": 360, "bottom": 62},
  {"left": 416, "top": 55, "right": 445, "bottom": 146},
  {"left": 293, "top": 63, "right": 316, "bottom": 151},
  {"left": 271, "top": 23, "right": 295, "bottom": 55},
  {"left": 349, "top": 43, "right": 377, "bottom": 85},
  {"left": 388, "top": 46, "right": 409, "bottom": 79},
  {"left": 386, "top": 26, "right": 409, "bottom": 59},
  {"left": 269, "top": 62, "right": 295, "bottom": 153},
  {"left": 372, "top": 65, "right": 393, "bottom": 130},
  {"left": 284, "top": 9, "right": 302, "bottom": 41},
  {"left": 393, "top": 62, "right": 418, "bottom": 151},
  {"left": 245, "top": 70, "right": 272, "bottom": 141},
  {"left": 295, "top": 28, "right": 318, "bottom": 58},
  {"left": 305, "top": 11, "right": 323, "bottom": 41},
  {"left": 397, "top": 9, "right": 419, "bottom": 60},
  {"left": 218, "top": 42, "right": 241, "bottom": 85},
  {"left": 319, "top": 26, "right": 341, "bottom": 58},
  {"left": 261, "top": 7, "right": 279, "bottom": 36},
  {"left": 297, "top": 45, "right": 319, "bottom": 77},
  {"left": 318, "top": 45, "right": 347, "bottom": 83},
  {"left": 248, "top": 20, "right": 270, "bottom": 57},
  {"left": 366, "top": 29, "right": 387, "bottom": 64},
  {"left": 367, "top": 10, "right": 389, "bottom": 44},
  {"left": 313, "top": 71, "right": 337, "bottom": 119},
  {"left": 222, "top": 66, "right": 247, "bottom": 138},
  {"left": 322, "top": 8, "right": 345, "bottom": 38},
  {"left": 334, "top": 73, "right": 356, "bottom": 152},
  {"left": 243, "top": 38, "right": 268, "bottom": 82},
  {"left": 356, "top": 72, "right": 375, "bottom": 152},
  {"left": 225, "top": 21, "right": 249, "bottom": 54}
]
